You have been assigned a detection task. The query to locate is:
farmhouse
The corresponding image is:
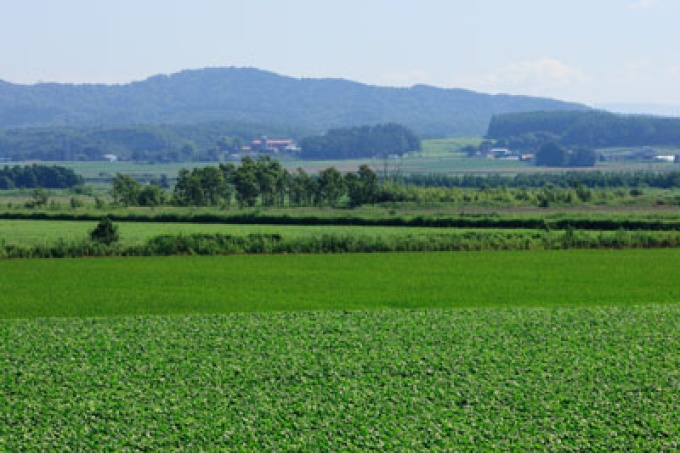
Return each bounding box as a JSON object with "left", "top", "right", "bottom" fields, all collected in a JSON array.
[
  {"left": 490, "top": 148, "right": 511, "bottom": 159},
  {"left": 654, "top": 155, "right": 676, "bottom": 163},
  {"left": 251, "top": 137, "right": 299, "bottom": 154}
]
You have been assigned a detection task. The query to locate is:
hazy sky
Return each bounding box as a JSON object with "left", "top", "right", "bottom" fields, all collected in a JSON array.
[{"left": 2, "top": 0, "right": 679, "bottom": 107}]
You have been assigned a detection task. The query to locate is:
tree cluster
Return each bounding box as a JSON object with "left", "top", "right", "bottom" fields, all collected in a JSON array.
[
  {"left": 113, "top": 156, "right": 381, "bottom": 208},
  {"left": 0, "top": 164, "right": 83, "bottom": 189},
  {"left": 487, "top": 110, "right": 680, "bottom": 148},
  {"left": 534, "top": 142, "right": 599, "bottom": 167},
  {"left": 111, "top": 174, "right": 166, "bottom": 206},
  {"left": 300, "top": 124, "right": 421, "bottom": 160}
]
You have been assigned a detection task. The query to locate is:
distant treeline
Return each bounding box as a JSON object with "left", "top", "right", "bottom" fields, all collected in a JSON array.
[
  {"left": 395, "top": 171, "right": 680, "bottom": 189},
  {"left": 108, "top": 163, "right": 680, "bottom": 209},
  {"left": 0, "top": 121, "right": 304, "bottom": 162},
  {"left": 299, "top": 124, "right": 421, "bottom": 160},
  {"left": 487, "top": 110, "right": 680, "bottom": 148},
  {"left": 0, "top": 164, "right": 83, "bottom": 189},
  {"left": 0, "top": 121, "right": 422, "bottom": 163}
]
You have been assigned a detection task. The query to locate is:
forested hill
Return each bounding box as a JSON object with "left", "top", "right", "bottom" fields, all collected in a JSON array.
[
  {"left": 0, "top": 67, "right": 589, "bottom": 137},
  {"left": 487, "top": 110, "right": 680, "bottom": 147}
]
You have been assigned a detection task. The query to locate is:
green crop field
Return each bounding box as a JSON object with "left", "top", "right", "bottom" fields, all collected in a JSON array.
[
  {"left": 3, "top": 305, "right": 680, "bottom": 450},
  {"left": 1, "top": 249, "right": 678, "bottom": 319},
  {"left": 419, "top": 137, "right": 483, "bottom": 156},
  {"left": 3, "top": 249, "right": 680, "bottom": 449}
]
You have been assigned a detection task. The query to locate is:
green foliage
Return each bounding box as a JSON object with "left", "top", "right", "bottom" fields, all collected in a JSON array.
[
  {"left": 346, "top": 164, "right": 379, "bottom": 207},
  {"left": 3, "top": 305, "right": 680, "bottom": 449},
  {"left": 534, "top": 142, "right": 599, "bottom": 167},
  {"left": 536, "top": 142, "right": 570, "bottom": 166},
  {"left": 0, "top": 249, "right": 679, "bottom": 319},
  {"left": 90, "top": 217, "right": 119, "bottom": 245},
  {"left": 27, "top": 188, "right": 49, "bottom": 208},
  {"left": 111, "top": 173, "right": 141, "bottom": 206},
  {"left": 106, "top": 161, "right": 680, "bottom": 209},
  {"left": 233, "top": 157, "right": 262, "bottom": 208},
  {"left": 394, "top": 170, "right": 680, "bottom": 190},
  {"left": 0, "top": 122, "right": 301, "bottom": 163},
  {"left": 488, "top": 110, "right": 680, "bottom": 148},
  {"left": 2, "top": 208, "right": 680, "bottom": 232},
  {"left": 0, "top": 164, "right": 83, "bottom": 189},
  {"left": 569, "top": 147, "right": 599, "bottom": 167},
  {"left": 69, "top": 197, "right": 84, "bottom": 209},
  {"left": 317, "top": 167, "right": 345, "bottom": 206},
  {"left": 3, "top": 216, "right": 680, "bottom": 258},
  {"left": 300, "top": 123, "right": 421, "bottom": 159},
  {"left": 112, "top": 173, "right": 165, "bottom": 207},
  {"left": 169, "top": 159, "right": 378, "bottom": 208}
]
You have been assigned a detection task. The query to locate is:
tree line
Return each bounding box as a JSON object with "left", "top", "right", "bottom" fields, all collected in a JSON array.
[
  {"left": 0, "top": 121, "right": 422, "bottom": 163},
  {"left": 5, "top": 229, "right": 680, "bottom": 259},
  {"left": 487, "top": 110, "right": 680, "bottom": 148},
  {"left": 0, "top": 164, "right": 83, "bottom": 189},
  {"left": 299, "top": 123, "right": 421, "bottom": 160},
  {"left": 0, "top": 121, "right": 302, "bottom": 163},
  {"left": 112, "top": 156, "right": 380, "bottom": 208},
  {"left": 111, "top": 158, "right": 680, "bottom": 210},
  {"left": 393, "top": 170, "right": 680, "bottom": 189}
]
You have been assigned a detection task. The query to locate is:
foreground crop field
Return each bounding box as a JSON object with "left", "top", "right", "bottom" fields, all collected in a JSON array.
[
  {"left": 1, "top": 249, "right": 679, "bottom": 319},
  {"left": 3, "top": 306, "right": 679, "bottom": 450}
]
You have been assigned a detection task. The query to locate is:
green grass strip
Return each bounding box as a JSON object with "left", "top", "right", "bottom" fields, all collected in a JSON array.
[{"left": 1, "top": 249, "right": 678, "bottom": 319}]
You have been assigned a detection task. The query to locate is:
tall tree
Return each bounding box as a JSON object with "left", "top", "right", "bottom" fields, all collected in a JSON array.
[
  {"left": 346, "top": 165, "right": 378, "bottom": 207},
  {"left": 234, "top": 157, "right": 260, "bottom": 208},
  {"left": 111, "top": 173, "right": 141, "bottom": 206},
  {"left": 318, "top": 167, "right": 345, "bottom": 206}
]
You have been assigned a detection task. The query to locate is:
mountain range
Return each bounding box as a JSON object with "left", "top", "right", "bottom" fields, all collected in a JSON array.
[{"left": 0, "top": 67, "right": 589, "bottom": 138}]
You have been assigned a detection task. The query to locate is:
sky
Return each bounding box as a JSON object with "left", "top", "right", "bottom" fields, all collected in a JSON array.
[{"left": 2, "top": 0, "right": 679, "bottom": 111}]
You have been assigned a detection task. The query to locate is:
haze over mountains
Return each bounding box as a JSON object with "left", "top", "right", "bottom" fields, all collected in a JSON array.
[{"left": 0, "top": 67, "right": 589, "bottom": 137}]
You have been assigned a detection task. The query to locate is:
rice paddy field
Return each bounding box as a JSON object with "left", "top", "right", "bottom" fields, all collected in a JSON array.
[{"left": 3, "top": 249, "right": 680, "bottom": 449}]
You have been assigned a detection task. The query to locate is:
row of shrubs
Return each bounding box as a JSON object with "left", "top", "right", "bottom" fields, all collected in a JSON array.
[
  {"left": 2, "top": 230, "right": 679, "bottom": 259},
  {"left": 2, "top": 210, "right": 680, "bottom": 231}
]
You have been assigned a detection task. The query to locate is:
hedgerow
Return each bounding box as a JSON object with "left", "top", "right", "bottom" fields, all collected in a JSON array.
[{"left": 1, "top": 229, "right": 679, "bottom": 259}]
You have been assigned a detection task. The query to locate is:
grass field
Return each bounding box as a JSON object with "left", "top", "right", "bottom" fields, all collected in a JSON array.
[
  {"left": 0, "top": 219, "right": 470, "bottom": 246},
  {"left": 1, "top": 249, "right": 678, "bottom": 319},
  {"left": 3, "top": 305, "right": 680, "bottom": 449}
]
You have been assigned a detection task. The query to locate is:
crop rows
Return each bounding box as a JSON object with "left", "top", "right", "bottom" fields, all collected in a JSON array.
[{"left": 3, "top": 306, "right": 679, "bottom": 450}]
